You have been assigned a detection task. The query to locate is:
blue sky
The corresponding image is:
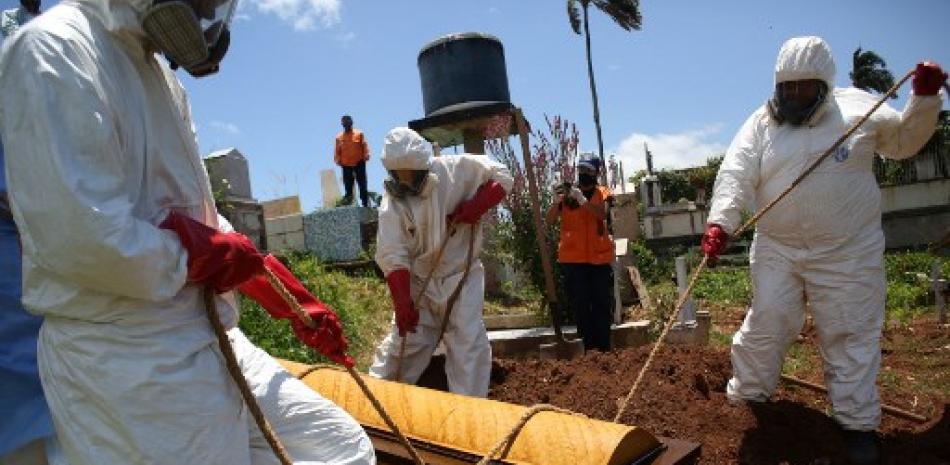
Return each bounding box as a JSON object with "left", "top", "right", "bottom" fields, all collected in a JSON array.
[{"left": 4, "top": 0, "right": 949, "bottom": 211}]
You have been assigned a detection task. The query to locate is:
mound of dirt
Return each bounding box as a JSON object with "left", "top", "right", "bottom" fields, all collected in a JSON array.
[{"left": 488, "top": 344, "right": 950, "bottom": 465}]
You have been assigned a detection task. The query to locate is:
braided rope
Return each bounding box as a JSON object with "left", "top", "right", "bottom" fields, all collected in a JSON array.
[{"left": 476, "top": 404, "right": 584, "bottom": 465}]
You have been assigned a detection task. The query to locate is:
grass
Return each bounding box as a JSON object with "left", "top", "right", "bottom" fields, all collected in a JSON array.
[
  {"left": 235, "top": 248, "right": 942, "bottom": 375},
  {"left": 238, "top": 252, "right": 392, "bottom": 370},
  {"left": 883, "top": 251, "right": 947, "bottom": 325},
  {"left": 484, "top": 281, "right": 543, "bottom": 317},
  {"left": 693, "top": 265, "right": 752, "bottom": 306},
  {"left": 680, "top": 251, "right": 947, "bottom": 401},
  {"left": 683, "top": 251, "right": 943, "bottom": 327}
]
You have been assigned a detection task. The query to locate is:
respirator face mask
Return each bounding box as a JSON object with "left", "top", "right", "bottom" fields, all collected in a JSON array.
[
  {"left": 385, "top": 170, "right": 432, "bottom": 199},
  {"left": 142, "top": 0, "right": 238, "bottom": 77},
  {"left": 768, "top": 79, "right": 828, "bottom": 126}
]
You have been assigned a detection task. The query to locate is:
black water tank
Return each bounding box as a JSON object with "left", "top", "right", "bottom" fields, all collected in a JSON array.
[{"left": 418, "top": 33, "right": 510, "bottom": 117}]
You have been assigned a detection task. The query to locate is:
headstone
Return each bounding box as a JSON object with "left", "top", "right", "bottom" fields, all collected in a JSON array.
[
  {"left": 612, "top": 193, "right": 639, "bottom": 241},
  {"left": 303, "top": 206, "right": 377, "bottom": 262},
  {"left": 265, "top": 213, "right": 306, "bottom": 252},
  {"left": 262, "top": 196, "right": 302, "bottom": 219},
  {"left": 205, "top": 148, "right": 252, "bottom": 200},
  {"left": 321, "top": 169, "right": 342, "bottom": 208},
  {"left": 675, "top": 256, "right": 697, "bottom": 323},
  {"left": 204, "top": 148, "right": 265, "bottom": 250}
]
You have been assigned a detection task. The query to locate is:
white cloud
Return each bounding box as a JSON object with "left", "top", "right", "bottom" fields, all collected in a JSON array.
[
  {"left": 608, "top": 64, "right": 622, "bottom": 71},
  {"left": 248, "top": 0, "right": 342, "bottom": 31},
  {"left": 613, "top": 124, "right": 728, "bottom": 177},
  {"left": 488, "top": 6, "right": 500, "bottom": 14},
  {"left": 210, "top": 120, "right": 241, "bottom": 135}
]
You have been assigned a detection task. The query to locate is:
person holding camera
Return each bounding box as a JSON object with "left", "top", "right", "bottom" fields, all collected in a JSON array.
[{"left": 545, "top": 158, "right": 615, "bottom": 352}]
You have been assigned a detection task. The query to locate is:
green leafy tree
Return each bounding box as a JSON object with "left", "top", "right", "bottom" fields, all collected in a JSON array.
[
  {"left": 850, "top": 47, "right": 897, "bottom": 98},
  {"left": 567, "top": 0, "right": 642, "bottom": 173},
  {"left": 627, "top": 155, "right": 724, "bottom": 204}
]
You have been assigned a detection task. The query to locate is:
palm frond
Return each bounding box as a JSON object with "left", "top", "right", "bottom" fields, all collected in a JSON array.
[
  {"left": 591, "top": 0, "right": 642, "bottom": 31},
  {"left": 567, "top": 0, "right": 583, "bottom": 35},
  {"left": 851, "top": 47, "right": 897, "bottom": 98}
]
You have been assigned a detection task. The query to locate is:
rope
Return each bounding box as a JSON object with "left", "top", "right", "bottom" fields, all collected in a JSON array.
[
  {"left": 476, "top": 404, "right": 584, "bottom": 465},
  {"left": 436, "top": 225, "right": 477, "bottom": 347},
  {"left": 263, "top": 267, "right": 426, "bottom": 465},
  {"left": 295, "top": 363, "right": 343, "bottom": 380},
  {"left": 203, "top": 288, "right": 294, "bottom": 465},
  {"left": 397, "top": 224, "right": 475, "bottom": 385},
  {"left": 613, "top": 256, "right": 709, "bottom": 422},
  {"left": 612, "top": 69, "right": 915, "bottom": 424},
  {"left": 396, "top": 225, "right": 457, "bottom": 382}
]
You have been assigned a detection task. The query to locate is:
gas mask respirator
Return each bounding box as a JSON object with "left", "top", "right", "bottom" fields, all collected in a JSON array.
[
  {"left": 768, "top": 80, "right": 828, "bottom": 126},
  {"left": 384, "top": 170, "right": 435, "bottom": 199},
  {"left": 142, "top": 0, "right": 238, "bottom": 78}
]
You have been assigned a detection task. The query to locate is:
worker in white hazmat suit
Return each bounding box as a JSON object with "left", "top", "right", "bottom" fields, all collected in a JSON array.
[
  {"left": 703, "top": 36, "right": 945, "bottom": 465},
  {"left": 0, "top": 1, "right": 374, "bottom": 464},
  {"left": 369, "top": 127, "right": 512, "bottom": 397}
]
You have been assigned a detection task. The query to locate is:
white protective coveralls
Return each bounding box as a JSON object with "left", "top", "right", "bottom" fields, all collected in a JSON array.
[
  {"left": 369, "top": 128, "right": 513, "bottom": 397},
  {"left": 708, "top": 36, "right": 943, "bottom": 430},
  {"left": 0, "top": 2, "right": 373, "bottom": 464}
]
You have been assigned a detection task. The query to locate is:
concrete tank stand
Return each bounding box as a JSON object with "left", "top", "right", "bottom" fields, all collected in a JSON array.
[{"left": 666, "top": 255, "right": 711, "bottom": 345}]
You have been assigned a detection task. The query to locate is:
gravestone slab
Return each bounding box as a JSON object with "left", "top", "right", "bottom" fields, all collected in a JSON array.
[{"left": 303, "top": 206, "right": 377, "bottom": 262}]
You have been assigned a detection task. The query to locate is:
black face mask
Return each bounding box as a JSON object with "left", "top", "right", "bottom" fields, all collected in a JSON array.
[
  {"left": 769, "top": 81, "right": 827, "bottom": 126},
  {"left": 384, "top": 170, "right": 430, "bottom": 198},
  {"left": 578, "top": 173, "right": 597, "bottom": 188}
]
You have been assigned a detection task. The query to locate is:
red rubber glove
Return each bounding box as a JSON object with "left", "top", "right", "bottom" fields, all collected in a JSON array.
[
  {"left": 447, "top": 180, "right": 507, "bottom": 225},
  {"left": 238, "top": 255, "right": 353, "bottom": 367},
  {"left": 160, "top": 212, "right": 264, "bottom": 292},
  {"left": 701, "top": 224, "right": 729, "bottom": 266},
  {"left": 386, "top": 269, "right": 418, "bottom": 336},
  {"left": 912, "top": 61, "right": 947, "bottom": 96}
]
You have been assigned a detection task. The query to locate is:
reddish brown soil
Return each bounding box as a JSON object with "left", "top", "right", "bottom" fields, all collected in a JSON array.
[
  {"left": 407, "top": 315, "right": 949, "bottom": 464},
  {"left": 486, "top": 322, "right": 950, "bottom": 465}
]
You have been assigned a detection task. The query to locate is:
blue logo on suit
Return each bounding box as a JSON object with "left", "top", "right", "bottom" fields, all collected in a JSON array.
[{"left": 833, "top": 145, "right": 850, "bottom": 162}]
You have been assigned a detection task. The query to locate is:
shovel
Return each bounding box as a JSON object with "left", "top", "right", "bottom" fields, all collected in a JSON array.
[{"left": 513, "top": 108, "right": 585, "bottom": 360}]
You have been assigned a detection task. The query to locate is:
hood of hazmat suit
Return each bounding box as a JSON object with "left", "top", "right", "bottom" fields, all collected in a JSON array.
[
  {"left": 380, "top": 126, "right": 437, "bottom": 198},
  {"left": 369, "top": 127, "right": 513, "bottom": 396},
  {"left": 0, "top": 2, "right": 252, "bottom": 464},
  {"left": 707, "top": 36, "right": 942, "bottom": 431},
  {"left": 768, "top": 36, "right": 836, "bottom": 126}
]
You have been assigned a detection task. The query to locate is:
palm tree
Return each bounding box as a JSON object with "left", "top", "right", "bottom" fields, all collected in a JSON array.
[
  {"left": 567, "top": 0, "right": 642, "bottom": 181},
  {"left": 850, "top": 47, "right": 897, "bottom": 99}
]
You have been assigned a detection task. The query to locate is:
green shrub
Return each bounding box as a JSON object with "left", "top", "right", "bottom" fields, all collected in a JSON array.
[
  {"left": 883, "top": 251, "right": 945, "bottom": 324},
  {"left": 693, "top": 265, "right": 752, "bottom": 306},
  {"left": 628, "top": 240, "right": 667, "bottom": 284}
]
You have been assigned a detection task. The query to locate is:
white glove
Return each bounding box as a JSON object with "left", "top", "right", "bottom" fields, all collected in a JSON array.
[{"left": 568, "top": 187, "right": 588, "bottom": 206}]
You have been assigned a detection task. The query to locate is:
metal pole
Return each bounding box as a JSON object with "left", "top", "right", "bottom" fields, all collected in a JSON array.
[{"left": 934, "top": 260, "right": 946, "bottom": 325}]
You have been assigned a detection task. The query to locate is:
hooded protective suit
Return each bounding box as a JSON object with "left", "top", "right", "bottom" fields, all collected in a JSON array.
[
  {"left": 369, "top": 128, "right": 513, "bottom": 397},
  {"left": 0, "top": 2, "right": 373, "bottom": 464},
  {"left": 708, "top": 36, "right": 943, "bottom": 430}
]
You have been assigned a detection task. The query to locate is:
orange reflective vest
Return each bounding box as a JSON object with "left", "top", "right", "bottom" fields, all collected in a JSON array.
[
  {"left": 335, "top": 130, "right": 369, "bottom": 167},
  {"left": 556, "top": 186, "right": 614, "bottom": 265}
]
